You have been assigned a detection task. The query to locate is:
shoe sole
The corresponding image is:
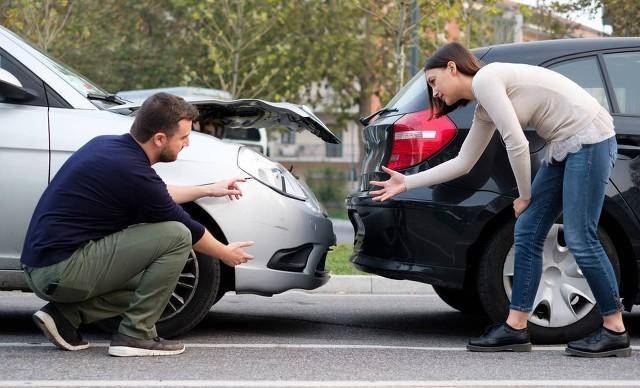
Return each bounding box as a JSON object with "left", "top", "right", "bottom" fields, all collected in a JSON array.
[
  {"left": 33, "top": 310, "right": 89, "bottom": 351},
  {"left": 565, "top": 346, "right": 632, "bottom": 358},
  {"left": 108, "top": 345, "right": 186, "bottom": 357},
  {"left": 467, "top": 343, "right": 532, "bottom": 352}
]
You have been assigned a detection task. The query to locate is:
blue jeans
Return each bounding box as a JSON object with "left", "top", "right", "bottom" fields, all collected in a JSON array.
[{"left": 510, "top": 135, "right": 622, "bottom": 316}]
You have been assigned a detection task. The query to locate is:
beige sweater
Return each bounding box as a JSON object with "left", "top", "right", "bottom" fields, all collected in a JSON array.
[{"left": 404, "top": 62, "right": 615, "bottom": 199}]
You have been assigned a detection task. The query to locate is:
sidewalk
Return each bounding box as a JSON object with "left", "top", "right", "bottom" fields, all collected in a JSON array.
[{"left": 307, "top": 275, "right": 435, "bottom": 295}]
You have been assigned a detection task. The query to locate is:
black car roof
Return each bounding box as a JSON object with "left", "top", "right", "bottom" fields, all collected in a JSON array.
[{"left": 479, "top": 37, "right": 640, "bottom": 65}]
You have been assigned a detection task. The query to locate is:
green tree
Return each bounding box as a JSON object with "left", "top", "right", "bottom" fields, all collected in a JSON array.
[{"left": 548, "top": 0, "right": 640, "bottom": 36}]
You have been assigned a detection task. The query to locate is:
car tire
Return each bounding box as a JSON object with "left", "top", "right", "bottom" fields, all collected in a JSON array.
[
  {"left": 433, "top": 285, "right": 486, "bottom": 315},
  {"left": 476, "top": 220, "right": 620, "bottom": 344},
  {"left": 156, "top": 249, "right": 222, "bottom": 338}
]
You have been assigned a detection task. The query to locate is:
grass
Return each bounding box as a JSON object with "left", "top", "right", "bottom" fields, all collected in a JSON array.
[
  {"left": 326, "top": 207, "right": 348, "bottom": 220},
  {"left": 325, "top": 244, "right": 366, "bottom": 275}
]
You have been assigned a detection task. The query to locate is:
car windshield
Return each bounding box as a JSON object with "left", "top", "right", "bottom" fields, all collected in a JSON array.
[{"left": 5, "top": 28, "right": 110, "bottom": 99}]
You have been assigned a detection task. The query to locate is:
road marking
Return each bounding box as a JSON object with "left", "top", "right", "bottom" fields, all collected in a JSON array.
[
  {"left": 1, "top": 380, "right": 640, "bottom": 387},
  {"left": 0, "top": 341, "right": 638, "bottom": 352}
]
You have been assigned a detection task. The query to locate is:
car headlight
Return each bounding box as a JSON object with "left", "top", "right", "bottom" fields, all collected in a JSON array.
[{"left": 238, "top": 147, "right": 307, "bottom": 200}]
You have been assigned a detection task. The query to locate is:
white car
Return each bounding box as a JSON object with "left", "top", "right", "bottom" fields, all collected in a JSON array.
[
  {"left": 0, "top": 25, "right": 338, "bottom": 337},
  {"left": 117, "top": 87, "right": 270, "bottom": 155}
]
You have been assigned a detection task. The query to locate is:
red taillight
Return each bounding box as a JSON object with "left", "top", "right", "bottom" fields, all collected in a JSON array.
[{"left": 387, "top": 109, "right": 457, "bottom": 170}]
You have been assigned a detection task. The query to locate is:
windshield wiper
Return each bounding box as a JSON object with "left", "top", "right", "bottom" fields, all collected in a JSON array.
[
  {"left": 359, "top": 107, "right": 399, "bottom": 126},
  {"left": 87, "top": 92, "right": 128, "bottom": 105}
]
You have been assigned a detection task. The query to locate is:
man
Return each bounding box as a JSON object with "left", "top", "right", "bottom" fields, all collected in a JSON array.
[{"left": 20, "top": 92, "right": 254, "bottom": 357}]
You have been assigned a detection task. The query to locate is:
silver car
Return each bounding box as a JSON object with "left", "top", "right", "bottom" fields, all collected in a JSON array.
[{"left": 0, "top": 25, "right": 337, "bottom": 337}]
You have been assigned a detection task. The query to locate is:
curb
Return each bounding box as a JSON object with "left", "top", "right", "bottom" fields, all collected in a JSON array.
[{"left": 306, "top": 275, "right": 435, "bottom": 295}]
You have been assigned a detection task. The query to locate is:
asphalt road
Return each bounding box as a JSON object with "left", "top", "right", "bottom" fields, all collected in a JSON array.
[
  {"left": 1, "top": 290, "right": 640, "bottom": 387},
  {"left": 331, "top": 218, "right": 354, "bottom": 245}
]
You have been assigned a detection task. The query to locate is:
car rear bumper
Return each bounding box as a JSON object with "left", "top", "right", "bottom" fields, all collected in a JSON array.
[{"left": 347, "top": 187, "right": 508, "bottom": 289}]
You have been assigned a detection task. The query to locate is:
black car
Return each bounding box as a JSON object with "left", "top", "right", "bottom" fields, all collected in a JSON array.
[{"left": 347, "top": 38, "right": 640, "bottom": 343}]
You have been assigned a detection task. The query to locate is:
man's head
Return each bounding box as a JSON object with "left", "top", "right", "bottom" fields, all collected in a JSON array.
[{"left": 130, "top": 92, "right": 199, "bottom": 163}]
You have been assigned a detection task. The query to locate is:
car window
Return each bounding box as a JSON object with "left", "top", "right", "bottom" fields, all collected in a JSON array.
[
  {"left": 384, "top": 71, "right": 429, "bottom": 114},
  {"left": 603, "top": 51, "right": 640, "bottom": 116},
  {"left": 550, "top": 57, "right": 609, "bottom": 111},
  {"left": 224, "top": 128, "right": 261, "bottom": 141},
  {"left": 0, "top": 49, "right": 47, "bottom": 106}
]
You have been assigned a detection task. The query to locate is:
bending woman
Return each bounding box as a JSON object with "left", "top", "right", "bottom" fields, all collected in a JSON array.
[{"left": 370, "top": 42, "right": 629, "bottom": 358}]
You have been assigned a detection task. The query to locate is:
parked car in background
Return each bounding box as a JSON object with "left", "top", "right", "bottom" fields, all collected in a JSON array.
[
  {"left": 118, "top": 87, "right": 269, "bottom": 155},
  {"left": 348, "top": 38, "right": 640, "bottom": 343},
  {"left": 0, "top": 25, "right": 338, "bottom": 337}
]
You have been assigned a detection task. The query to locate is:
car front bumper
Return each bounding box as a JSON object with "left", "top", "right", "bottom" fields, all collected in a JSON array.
[{"left": 197, "top": 179, "right": 335, "bottom": 295}]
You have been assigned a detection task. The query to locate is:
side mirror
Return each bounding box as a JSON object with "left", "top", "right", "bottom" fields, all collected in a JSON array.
[{"left": 0, "top": 68, "right": 38, "bottom": 102}]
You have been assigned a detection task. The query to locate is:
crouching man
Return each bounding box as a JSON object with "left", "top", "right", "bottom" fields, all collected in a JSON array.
[{"left": 20, "top": 93, "right": 253, "bottom": 357}]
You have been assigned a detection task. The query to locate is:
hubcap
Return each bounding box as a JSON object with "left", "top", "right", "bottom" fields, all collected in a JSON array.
[
  {"left": 503, "top": 224, "right": 596, "bottom": 328},
  {"left": 158, "top": 249, "right": 199, "bottom": 322}
]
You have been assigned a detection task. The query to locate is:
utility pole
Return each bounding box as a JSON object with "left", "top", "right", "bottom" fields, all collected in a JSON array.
[{"left": 409, "top": 0, "right": 420, "bottom": 76}]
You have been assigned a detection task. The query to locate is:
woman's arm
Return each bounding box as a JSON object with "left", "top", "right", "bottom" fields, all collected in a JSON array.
[
  {"left": 403, "top": 114, "right": 496, "bottom": 190},
  {"left": 472, "top": 70, "right": 531, "bottom": 199},
  {"left": 370, "top": 114, "right": 495, "bottom": 202}
]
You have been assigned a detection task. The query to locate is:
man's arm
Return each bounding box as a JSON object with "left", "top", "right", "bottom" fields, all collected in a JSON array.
[
  {"left": 167, "top": 177, "right": 245, "bottom": 204},
  {"left": 193, "top": 229, "right": 254, "bottom": 267},
  {"left": 167, "top": 185, "right": 209, "bottom": 204}
]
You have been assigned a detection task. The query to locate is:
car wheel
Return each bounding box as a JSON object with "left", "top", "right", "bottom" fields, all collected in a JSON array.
[
  {"left": 432, "top": 285, "right": 486, "bottom": 315},
  {"left": 156, "top": 249, "right": 222, "bottom": 338},
  {"left": 477, "top": 220, "right": 620, "bottom": 344}
]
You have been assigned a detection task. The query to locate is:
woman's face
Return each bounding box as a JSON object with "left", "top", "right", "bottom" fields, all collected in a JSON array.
[{"left": 426, "top": 63, "right": 460, "bottom": 106}]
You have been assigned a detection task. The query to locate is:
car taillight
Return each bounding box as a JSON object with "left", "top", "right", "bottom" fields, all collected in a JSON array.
[{"left": 387, "top": 109, "right": 457, "bottom": 170}]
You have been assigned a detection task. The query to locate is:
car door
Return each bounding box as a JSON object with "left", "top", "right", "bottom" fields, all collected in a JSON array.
[
  {"left": 546, "top": 55, "right": 622, "bottom": 198},
  {"left": 599, "top": 50, "right": 640, "bottom": 221},
  {"left": 0, "top": 48, "right": 49, "bottom": 269}
]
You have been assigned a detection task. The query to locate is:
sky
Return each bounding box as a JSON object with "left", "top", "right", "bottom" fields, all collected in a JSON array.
[{"left": 513, "top": 0, "right": 613, "bottom": 34}]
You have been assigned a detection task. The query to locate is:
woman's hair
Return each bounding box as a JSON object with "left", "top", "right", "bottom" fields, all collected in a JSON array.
[{"left": 424, "top": 42, "right": 483, "bottom": 118}]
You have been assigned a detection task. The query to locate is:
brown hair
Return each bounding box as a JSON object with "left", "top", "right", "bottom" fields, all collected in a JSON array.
[
  {"left": 130, "top": 92, "right": 199, "bottom": 142},
  {"left": 424, "top": 42, "right": 483, "bottom": 118}
]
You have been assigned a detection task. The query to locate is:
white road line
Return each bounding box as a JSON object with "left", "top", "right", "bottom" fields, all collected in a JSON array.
[
  {"left": 0, "top": 341, "right": 638, "bottom": 352},
  {"left": 1, "top": 380, "right": 640, "bottom": 387}
]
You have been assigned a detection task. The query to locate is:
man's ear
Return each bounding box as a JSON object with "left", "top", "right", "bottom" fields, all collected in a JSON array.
[{"left": 151, "top": 132, "right": 167, "bottom": 148}]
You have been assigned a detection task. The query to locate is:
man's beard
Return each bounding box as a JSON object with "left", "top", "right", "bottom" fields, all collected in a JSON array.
[{"left": 158, "top": 147, "right": 178, "bottom": 163}]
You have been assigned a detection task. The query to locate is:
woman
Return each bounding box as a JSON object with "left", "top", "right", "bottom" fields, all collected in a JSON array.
[{"left": 370, "top": 42, "right": 629, "bottom": 358}]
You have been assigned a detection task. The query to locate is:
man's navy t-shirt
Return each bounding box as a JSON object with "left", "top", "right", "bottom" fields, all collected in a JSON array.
[{"left": 20, "top": 133, "right": 205, "bottom": 268}]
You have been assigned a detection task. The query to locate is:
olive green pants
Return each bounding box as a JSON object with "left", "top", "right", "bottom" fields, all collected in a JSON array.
[{"left": 23, "top": 221, "right": 192, "bottom": 340}]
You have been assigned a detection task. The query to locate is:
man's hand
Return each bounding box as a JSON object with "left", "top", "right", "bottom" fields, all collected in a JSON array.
[
  {"left": 369, "top": 166, "right": 407, "bottom": 202},
  {"left": 201, "top": 177, "right": 246, "bottom": 200},
  {"left": 513, "top": 197, "right": 531, "bottom": 218},
  {"left": 219, "top": 241, "right": 255, "bottom": 267}
]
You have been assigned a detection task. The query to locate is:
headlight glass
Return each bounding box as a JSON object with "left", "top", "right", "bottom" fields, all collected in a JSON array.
[{"left": 238, "top": 147, "right": 307, "bottom": 200}]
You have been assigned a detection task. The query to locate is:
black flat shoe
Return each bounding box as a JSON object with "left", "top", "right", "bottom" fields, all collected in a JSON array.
[
  {"left": 467, "top": 323, "right": 531, "bottom": 352},
  {"left": 566, "top": 327, "right": 631, "bottom": 358}
]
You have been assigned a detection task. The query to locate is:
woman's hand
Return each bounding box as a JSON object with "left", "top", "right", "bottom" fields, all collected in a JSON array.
[
  {"left": 369, "top": 166, "right": 407, "bottom": 202},
  {"left": 513, "top": 197, "right": 531, "bottom": 218}
]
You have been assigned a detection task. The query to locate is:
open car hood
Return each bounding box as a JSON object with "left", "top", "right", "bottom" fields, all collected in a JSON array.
[{"left": 110, "top": 98, "right": 340, "bottom": 144}]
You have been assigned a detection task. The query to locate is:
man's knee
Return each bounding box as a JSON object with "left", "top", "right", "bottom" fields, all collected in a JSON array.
[{"left": 162, "top": 221, "right": 192, "bottom": 248}]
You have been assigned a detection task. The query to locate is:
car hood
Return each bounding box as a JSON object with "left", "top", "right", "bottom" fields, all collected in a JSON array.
[{"left": 109, "top": 98, "right": 340, "bottom": 144}]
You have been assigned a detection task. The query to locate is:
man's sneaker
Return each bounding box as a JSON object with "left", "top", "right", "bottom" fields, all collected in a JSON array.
[
  {"left": 467, "top": 323, "right": 532, "bottom": 352},
  {"left": 33, "top": 303, "right": 89, "bottom": 351},
  {"left": 566, "top": 327, "right": 631, "bottom": 358},
  {"left": 108, "top": 333, "right": 185, "bottom": 357}
]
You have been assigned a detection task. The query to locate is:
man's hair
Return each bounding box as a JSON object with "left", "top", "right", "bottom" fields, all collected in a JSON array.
[{"left": 130, "top": 92, "right": 199, "bottom": 142}]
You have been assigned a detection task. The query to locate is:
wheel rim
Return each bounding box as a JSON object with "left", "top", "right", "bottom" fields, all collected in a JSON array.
[
  {"left": 503, "top": 224, "right": 596, "bottom": 328},
  {"left": 158, "top": 249, "right": 199, "bottom": 322}
]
